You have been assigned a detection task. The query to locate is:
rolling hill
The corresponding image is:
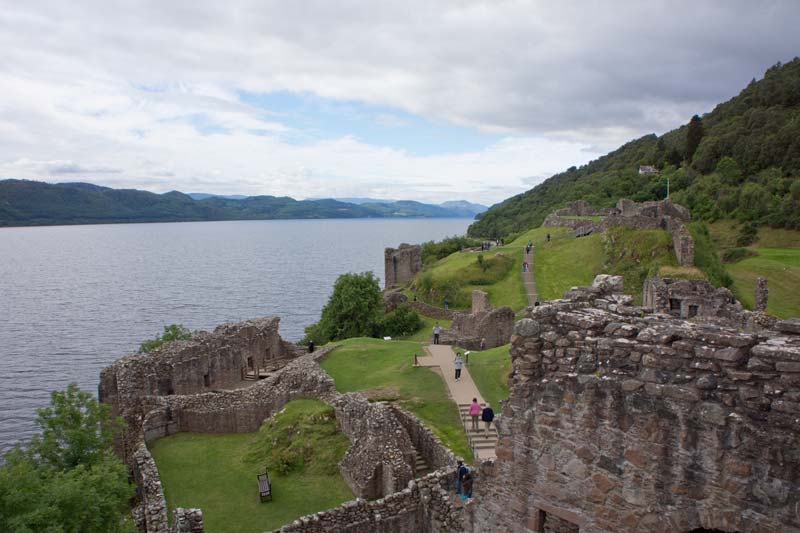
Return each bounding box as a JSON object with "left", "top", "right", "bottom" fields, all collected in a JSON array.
[{"left": 0, "top": 180, "right": 482, "bottom": 227}]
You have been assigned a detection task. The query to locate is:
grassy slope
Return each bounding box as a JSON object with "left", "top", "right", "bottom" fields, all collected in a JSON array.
[
  {"left": 397, "top": 315, "right": 452, "bottom": 342},
  {"left": 149, "top": 399, "right": 353, "bottom": 533},
  {"left": 465, "top": 344, "right": 512, "bottom": 408},
  {"left": 320, "top": 338, "right": 473, "bottom": 461},
  {"left": 527, "top": 231, "right": 604, "bottom": 301},
  {"left": 710, "top": 221, "right": 800, "bottom": 318},
  {"left": 419, "top": 248, "right": 528, "bottom": 311}
]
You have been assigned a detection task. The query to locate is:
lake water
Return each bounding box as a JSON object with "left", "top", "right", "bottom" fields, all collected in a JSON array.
[{"left": 0, "top": 218, "right": 471, "bottom": 453}]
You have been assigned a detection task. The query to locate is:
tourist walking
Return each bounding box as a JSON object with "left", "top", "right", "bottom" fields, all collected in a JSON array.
[
  {"left": 480, "top": 337, "right": 486, "bottom": 351},
  {"left": 469, "top": 398, "right": 481, "bottom": 431},
  {"left": 308, "top": 340, "right": 315, "bottom": 353},
  {"left": 444, "top": 298, "right": 449, "bottom": 310},
  {"left": 461, "top": 472, "right": 473, "bottom": 500},
  {"left": 433, "top": 322, "right": 441, "bottom": 344},
  {"left": 482, "top": 403, "right": 495, "bottom": 433},
  {"left": 455, "top": 460, "right": 469, "bottom": 495},
  {"left": 454, "top": 352, "right": 464, "bottom": 381}
]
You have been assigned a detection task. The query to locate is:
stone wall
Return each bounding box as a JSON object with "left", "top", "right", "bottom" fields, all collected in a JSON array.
[
  {"left": 331, "top": 393, "right": 415, "bottom": 499},
  {"left": 266, "top": 471, "right": 465, "bottom": 533},
  {"left": 475, "top": 276, "right": 800, "bottom": 533},
  {"left": 755, "top": 277, "right": 769, "bottom": 312},
  {"left": 409, "top": 300, "right": 455, "bottom": 320},
  {"left": 385, "top": 244, "right": 422, "bottom": 289},
  {"left": 390, "top": 405, "right": 458, "bottom": 473}
]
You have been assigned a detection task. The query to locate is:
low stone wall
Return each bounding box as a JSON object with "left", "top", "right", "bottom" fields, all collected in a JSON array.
[
  {"left": 409, "top": 300, "right": 456, "bottom": 320},
  {"left": 390, "top": 405, "right": 458, "bottom": 473},
  {"left": 266, "top": 471, "right": 465, "bottom": 533},
  {"left": 475, "top": 276, "right": 800, "bottom": 533}
]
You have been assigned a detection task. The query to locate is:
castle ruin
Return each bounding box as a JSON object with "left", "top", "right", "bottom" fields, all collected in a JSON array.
[
  {"left": 384, "top": 244, "right": 422, "bottom": 289},
  {"left": 543, "top": 198, "right": 695, "bottom": 267}
]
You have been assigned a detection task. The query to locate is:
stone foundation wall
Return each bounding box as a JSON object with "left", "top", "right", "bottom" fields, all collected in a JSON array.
[
  {"left": 331, "top": 393, "right": 415, "bottom": 499},
  {"left": 475, "top": 277, "right": 800, "bottom": 533},
  {"left": 266, "top": 471, "right": 465, "bottom": 533},
  {"left": 132, "top": 443, "right": 170, "bottom": 533},
  {"left": 385, "top": 244, "right": 422, "bottom": 289}
]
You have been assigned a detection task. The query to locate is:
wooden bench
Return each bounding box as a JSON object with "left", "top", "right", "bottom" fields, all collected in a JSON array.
[{"left": 257, "top": 469, "right": 272, "bottom": 502}]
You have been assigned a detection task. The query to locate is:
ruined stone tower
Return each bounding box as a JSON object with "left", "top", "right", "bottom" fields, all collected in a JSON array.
[{"left": 384, "top": 244, "right": 422, "bottom": 289}]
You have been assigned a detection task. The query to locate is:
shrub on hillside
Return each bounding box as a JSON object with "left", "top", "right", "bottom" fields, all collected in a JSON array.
[
  {"left": 421, "top": 236, "right": 481, "bottom": 266},
  {"left": 302, "top": 272, "right": 384, "bottom": 345},
  {"left": 139, "top": 324, "right": 192, "bottom": 353},
  {"left": 379, "top": 305, "right": 424, "bottom": 338},
  {"left": 722, "top": 247, "right": 758, "bottom": 263},
  {"left": 0, "top": 384, "right": 135, "bottom": 533}
]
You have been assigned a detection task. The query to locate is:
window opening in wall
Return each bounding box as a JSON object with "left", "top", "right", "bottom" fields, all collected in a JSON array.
[
  {"left": 669, "top": 298, "right": 681, "bottom": 313},
  {"left": 203, "top": 373, "right": 210, "bottom": 387},
  {"left": 688, "top": 304, "right": 699, "bottom": 318},
  {"left": 247, "top": 356, "right": 254, "bottom": 369}
]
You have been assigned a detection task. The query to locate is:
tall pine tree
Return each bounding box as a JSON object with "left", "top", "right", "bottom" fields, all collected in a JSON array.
[{"left": 686, "top": 114, "right": 704, "bottom": 163}]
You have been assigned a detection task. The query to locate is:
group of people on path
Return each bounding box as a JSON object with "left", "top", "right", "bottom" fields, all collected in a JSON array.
[{"left": 468, "top": 397, "right": 494, "bottom": 433}]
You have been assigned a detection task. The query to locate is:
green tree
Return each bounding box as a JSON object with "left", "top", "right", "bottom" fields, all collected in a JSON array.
[
  {"left": 0, "top": 385, "right": 134, "bottom": 533},
  {"left": 139, "top": 324, "right": 193, "bottom": 353},
  {"left": 739, "top": 182, "right": 772, "bottom": 220},
  {"left": 686, "top": 114, "right": 705, "bottom": 163},
  {"left": 715, "top": 156, "right": 743, "bottom": 185},
  {"left": 303, "top": 272, "right": 384, "bottom": 344}
]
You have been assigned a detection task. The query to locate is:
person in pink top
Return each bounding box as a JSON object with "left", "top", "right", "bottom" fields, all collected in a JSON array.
[{"left": 469, "top": 398, "right": 481, "bottom": 431}]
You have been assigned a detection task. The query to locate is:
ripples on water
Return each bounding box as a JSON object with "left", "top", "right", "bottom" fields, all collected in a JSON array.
[{"left": 0, "top": 218, "right": 471, "bottom": 452}]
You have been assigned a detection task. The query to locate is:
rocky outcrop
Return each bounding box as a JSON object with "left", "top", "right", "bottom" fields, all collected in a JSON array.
[{"left": 475, "top": 276, "right": 800, "bottom": 533}]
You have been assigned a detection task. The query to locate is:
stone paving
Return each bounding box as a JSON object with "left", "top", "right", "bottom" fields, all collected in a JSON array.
[
  {"left": 522, "top": 246, "right": 539, "bottom": 306},
  {"left": 418, "top": 343, "right": 497, "bottom": 460}
]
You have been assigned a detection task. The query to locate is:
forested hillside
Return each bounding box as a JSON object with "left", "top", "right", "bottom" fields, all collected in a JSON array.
[
  {"left": 0, "top": 180, "right": 477, "bottom": 226},
  {"left": 469, "top": 58, "right": 800, "bottom": 238}
]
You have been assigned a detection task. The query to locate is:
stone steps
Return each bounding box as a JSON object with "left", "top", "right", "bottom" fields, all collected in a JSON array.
[
  {"left": 413, "top": 450, "right": 431, "bottom": 478},
  {"left": 458, "top": 403, "right": 498, "bottom": 459}
]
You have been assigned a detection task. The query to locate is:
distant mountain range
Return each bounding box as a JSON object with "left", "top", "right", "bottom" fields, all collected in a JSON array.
[{"left": 0, "top": 180, "right": 487, "bottom": 227}]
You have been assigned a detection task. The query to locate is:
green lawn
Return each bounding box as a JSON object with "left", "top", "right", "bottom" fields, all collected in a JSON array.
[
  {"left": 561, "top": 215, "right": 603, "bottom": 222},
  {"left": 397, "top": 315, "right": 452, "bottom": 342},
  {"left": 320, "top": 337, "right": 473, "bottom": 461},
  {"left": 465, "top": 344, "right": 512, "bottom": 408},
  {"left": 708, "top": 222, "right": 800, "bottom": 318},
  {"left": 727, "top": 248, "right": 800, "bottom": 319},
  {"left": 533, "top": 232, "right": 605, "bottom": 301},
  {"left": 149, "top": 400, "right": 353, "bottom": 533}
]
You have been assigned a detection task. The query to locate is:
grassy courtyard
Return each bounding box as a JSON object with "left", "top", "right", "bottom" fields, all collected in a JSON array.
[
  {"left": 320, "top": 337, "right": 473, "bottom": 461},
  {"left": 149, "top": 399, "right": 353, "bottom": 533}
]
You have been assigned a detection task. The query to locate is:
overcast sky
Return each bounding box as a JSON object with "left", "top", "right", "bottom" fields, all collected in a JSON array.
[{"left": 0, "top": 1, "right": 798, "bottom": 204}]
